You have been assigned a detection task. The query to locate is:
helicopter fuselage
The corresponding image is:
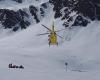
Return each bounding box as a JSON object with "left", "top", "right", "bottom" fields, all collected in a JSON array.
[{"left": 49, "top": 31, "right": 58, "bottom": 45}]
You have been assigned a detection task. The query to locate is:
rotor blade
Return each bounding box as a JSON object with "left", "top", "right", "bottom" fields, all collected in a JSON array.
[
  {"left": 55, "top": 28, "right": 67, "bottom": 32},
  {"left": 41, "top": 24, "right": 52, "bottom": 32},
  {"left": 57, "top": 34, "right": 63, "bottom": 39},
  {"left": 37, "top": 33, "right": 49, "bottom": 36}
]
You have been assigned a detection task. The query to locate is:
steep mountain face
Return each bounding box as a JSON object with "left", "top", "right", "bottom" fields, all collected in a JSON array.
[
  {"left": 0, "top": 0, "right": 50, "bottom": 32},
  {"left": 0, "top": 0, "right": 100, "bottom": 32},
  {"left": 0, "top": 9, "right": 30, "bottom": 31},
  {"left": 49, "top": 0, "right": 100, "bottom": 27},
  {"left": 29, "top": 2, "right": 49, "bottom": 23}
]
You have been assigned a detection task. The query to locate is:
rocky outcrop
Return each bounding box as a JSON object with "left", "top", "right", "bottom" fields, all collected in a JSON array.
[
  {"left": 12, "top": 0, "right": 22, "bottom": 3},
  {"left": 0, "top": 0, "right": 100, "bottom": 32},
  {"left": 29, "top": 5, "right": 40, "bottom": 23},
  {"left": 0, "top": 9, "right": 30, "bottom": 31},
  {"left": 49, "top": 0, "right": 100, "bottom": 27},
  {"left": 72, "top": 15, "right": 89, "bottom": 27},
  {"left": 0, "top": 1, "right": 49, "bottom": 31}
]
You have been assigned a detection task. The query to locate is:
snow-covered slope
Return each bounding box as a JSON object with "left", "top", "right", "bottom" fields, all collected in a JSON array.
[
  {"left": 0, "top": 20, "right": 100, "bottom": 80},
  {"left": 0, "top": 0, "right": 49, "bottom": 9}
]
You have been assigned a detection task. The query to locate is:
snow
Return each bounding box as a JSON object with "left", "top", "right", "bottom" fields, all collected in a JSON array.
[
  {"left": 0, "top": 0, "right": 49, "bottom": 10},
  {"left": 0, "top": 20, "right": 100, "bottom": 80},
  {"left": 0, "top": 0, "right": 100, "bottom": 80}
]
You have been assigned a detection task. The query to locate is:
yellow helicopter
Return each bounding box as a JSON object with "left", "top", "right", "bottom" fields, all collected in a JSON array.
[{"left": 37, "top": 22, "right": 65, "bottom": 46}]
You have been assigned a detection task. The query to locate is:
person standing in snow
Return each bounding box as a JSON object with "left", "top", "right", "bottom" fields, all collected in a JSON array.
[{"left": 65, "top": 62, "right": 68, "bottom": 71}]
